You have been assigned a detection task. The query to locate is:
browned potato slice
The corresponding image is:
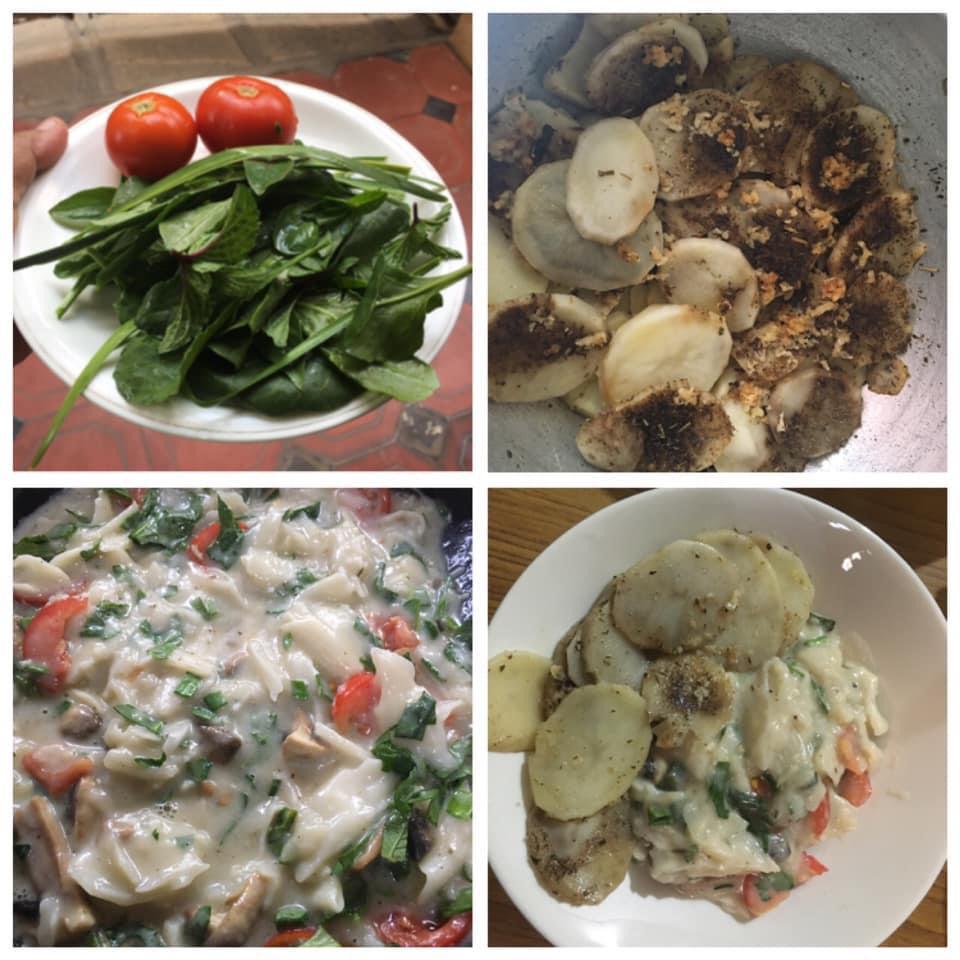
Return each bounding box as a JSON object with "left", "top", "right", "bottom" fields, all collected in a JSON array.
[
  {"left": 842, "top": 270, "right": 913, "bottom": 366},
  {"left": 528, "top": 683, "right": 652, "bottom": 820}
]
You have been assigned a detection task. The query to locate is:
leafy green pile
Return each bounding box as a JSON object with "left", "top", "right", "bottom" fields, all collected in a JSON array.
[{"left": 14, "top": 144, "right": 470, "bottom": 465}]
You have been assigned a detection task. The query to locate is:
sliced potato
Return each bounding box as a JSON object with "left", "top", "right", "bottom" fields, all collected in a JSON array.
[
  {"left": 580, "top": 582, "right": 648, "bottom": 688},
  {"left": 693, "top": 54, "right": 771, "bottom": 94},
  {"left": 513, "top": 161, "right": 663, "bottom": 291},
  {"left": 658, "top": 237, "right": 760, "bottom": 332},
  {"left": 843, "top": 270, "right": 913, "bottom": 366},
  {"left": 696, "top": 529, "right": 786, "bottom": 669},
  {"left": 527, "top": 797, "right": 634, "bottom": 905},
  {"left": 563, "top": 377, "right": 605, "bottom": 418},
  {"left": 714, "top": 393, "right": 772, "bottom": 473},
  {"left": 488, "top": 214, "right": 549, "bottom": 304},
  {"left": 488, "top": 293, "right": 608, "bottom": 403},
  {"left": 827, "top": 190, "right": 924, "bottom": 279},
  {"left": 866, "top": 356, "right": 910, "bottom": 396},
  {"left": 528, "top": 683, "right": 652, "bottom": 820},
  {"left": 489, "top": 650, "right": 551, "bottom": 752},
  {"left": 577, "top": 382, "right": 732, "bottom": 471},
  {"left": 588, "top": 13, "right": 690, "bottom": 41},
  {"left": 565, "top": 628, "right": 589, "bottom": 687},
  {"left": 567, "top": 118, "right": 659, "bottom": 244},
  {"left": 688, "top": 13, "right": 730, "bottom": 49},
  {"left": 768, "top": 367, "right": 863, "bottom": 460},
  {"left": 601, "top": 304, "right": 731, "bottom": 405},
  {"left": 731, "top": 306, "right": 820, "bottom": 383},
  {"left": 585, "top": 19, "right": 708, "bottom": 117},
  {"left": 611, "top": 539, "right": 738, "bottom": 652},
  {"left": 800, "top": 105, "right": 897, "bottom": 212},
  {"left": 543, "top": 624, "right": 579, "bottom": 718},
  {"left": 750, "top": 535, "right": 814, "bottom": 645},
  {"left": 545, "top": 19, "right": 611, "bottom": 108},
  {"left": 638, "top": 90, "right": 749, "bottom": 200},
  {"left": 642, "top": 652, "right": 733, "bottom": 748}
]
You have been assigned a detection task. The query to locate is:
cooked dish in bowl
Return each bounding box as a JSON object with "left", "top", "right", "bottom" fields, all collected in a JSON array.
[
  {"left": 490, "top": 529, "right": 884, "bottom": 918},
  {"left": 13, "top": 488, "right": 472, "bottom": 947},
  {"left": 488, "top": 13, "right": 928, "bottom": 471}
]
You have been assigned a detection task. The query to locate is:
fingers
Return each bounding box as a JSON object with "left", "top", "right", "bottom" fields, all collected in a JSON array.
[{"left": 13, "top": 116, "right": 69, "bottom": 210}]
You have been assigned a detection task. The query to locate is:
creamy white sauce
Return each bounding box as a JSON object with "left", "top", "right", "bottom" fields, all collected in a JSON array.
[{"left": 13, "top": 489, "right": 472, "bottom": 947}]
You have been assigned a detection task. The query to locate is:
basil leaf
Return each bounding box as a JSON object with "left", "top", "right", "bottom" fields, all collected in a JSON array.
[
  {"left": 206, "top": 496, "right": 245, "bottom": 569},
  {"left": 114, "top": 703, "right": 163, "bottom": 736},
  {"left": 708, "top": 762, "right": 731, "bottom": 819},
  {"left": 394, "top": 692, "right": 437, "bottom": 741},
  {"left": 267, "top": 807, "right": 298, "bottom": 859}
]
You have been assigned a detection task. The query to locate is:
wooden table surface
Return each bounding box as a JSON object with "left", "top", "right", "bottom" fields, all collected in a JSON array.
[{"left": 487, "top": 488, "right": 947, "bottom": 948}]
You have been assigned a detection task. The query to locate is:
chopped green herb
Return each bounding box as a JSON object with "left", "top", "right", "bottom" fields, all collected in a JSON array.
[
  {"left": 186, "top": 905, "right": 211, "bottom": 945},
  {"left": 785, "top": 657, "right": 805, "bottom": 678},
  {"left": 192, "top": 705, "right": 220, "bottom": 725},
  {"left": 755, "top": 870, "right": 795, "bottom": 901},
  {"left": 446, "top": 783, "right": 472, "bottom": 820},
  {"left": 275, "top": 905, "right": 309, "bottom": 929},
  {"left": 273, "top": 568, "right": 319, "bottom": 600},
  {"left": 175, "top": 836, "right": 194, "bottom": 850},
  {"left": 315, "top": 674, "right": 333, "bottom": 701},
  {"left": 380, "top": 809, "right": 409, "bottom": 864},
  {"left": 124, "top": 488, "right": 203, "bottom": 551},
  {"left": 219, "top": 793, "right": 250, "bottom": 848},
  {"left": 684, "top": 844, "right": 699, "bottom": 863},
  {"left": 390, "top": 541, "right": 427, "bottom": 568},
  {"left": 291, "top": 679, "right": 309, "bottom": 701},
  {"left": 87, "top": 926, "right": 166, "bottom": 947},
  {"left": 190, "top": 596, "right": 219, "bottom": 620},
  {"left": 372, "top": 731, "right": 417, "bottom": 777},
  {"left": 80, "top": 540, "right": 102, "bottom": 560},
  {"left": 175, "top": 672, "right": 202, "bottom": 698},
  {"left": 14, "top": 659, "right": 50, "bottom": 696},
  {"left": 394, "top": 692, "right": 437, "bottom": 741},
  {"left": 647, "top": 804, "right": 674, "bottom": 826},
  {"left": 251, "top": 711, "right": 279, "bottom": 746},
  {"left": 55, "top": 698, "right": 73, "bottom": 715},
  {"left": 708, "top": 762, "right": 731, "bottom": 819},
  {"left": 299, "top": 925, "right": 340, "bottom": 947},
  {"left": 134, "top": 752, "right": 167, "bottom": 768},
  {"left": 16, "top": 610, "right": 38, "bottom": 632},
  {"left": 267, "top": 807, "right": 298, "bottom": 859},
  {"left": 333, "top": 823, "right": 382, "bottom": 876},
  {"left": 80, "top": 601, "right": 130, "bottom": 639},
  {"left": 440, "top": 886, "right": 472, "bottom": 919},
  {"left": 359, "top": 653, "right": 376, "bottom": 673},
  {"left": 114, "top": 703, "right": 163, "bottom": 736},
  {"left": 14, "top": 521, "right": 78, "bottom": 560},
  {"left": 187, "top": 757, "right": 213, "bottom": 782},
  {"left": 373, "top": 562, "right": 398, "bottom": 603},
  {"left": 443, "top": 617, "right": 472, "bottom": 674},
  {"left": 269, "top": 777, "right": 281, "bottom": 797},
  {"left": 140, "top": 616, "right": 184, "bottom": 659},
  {"left": 282, "top": 631, "right": 294, "bottom": 649},
  {"left": 203, "top": 691, "right": 227, "bottom": 712},
  {"left": 207, "top": 496, "right": 246, "bottom": 569},
  {"left": 162, "top": 584, "right": 179, "bottom": 599},
  {"left": 420, "top": 658, "right": 444, "bottom": 682},
  {"left": 809, "top": 613, "right": 836, "bottom": 633},
  {"left": 811, "top": 677, "right": 830, "bottom": 714},
  {"left": 353, "top": 616, "right": 381, "bottom": 646}
]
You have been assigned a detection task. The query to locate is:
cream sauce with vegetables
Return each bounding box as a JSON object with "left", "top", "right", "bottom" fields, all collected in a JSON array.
[{"left": 13, "top": 489, "right": 472, "bottom": 947}]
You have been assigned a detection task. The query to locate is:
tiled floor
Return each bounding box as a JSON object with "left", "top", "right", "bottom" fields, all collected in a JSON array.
[{"left": 14, "top": 41, "right": 472, "bottom": 471}]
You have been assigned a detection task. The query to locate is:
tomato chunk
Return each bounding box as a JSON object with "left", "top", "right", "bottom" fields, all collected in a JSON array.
[
  {"left": 374, "top": 911, "right": 471, "bottom": 947},
  {"left": 374, "top": 615, "right": 420, "bottom": 652},
  {"left": 21, "top": 594, "right": 88, "bottom": 694},
  {"left": 808, "top": 789, "right": 830, "bottom": 838},
  {"left": 796, "top": 853, "right": 829, "bottom": 884},
  {"left": 331, "top": 672, "right": 381, "bottom": 735},
  {"left": 338, "top": 489, "right": 392, "bottom": 522},
  {"left": 187, "top": 521, "right": 221, "bottom": 565},
  {"left": 742, "top": 874, "right": 790, "bottom": 917},
  {"left": 836, "top": 725, "right": 868, "bottom": 775},
  {"left": 838, "top": 769, "right": 872, "bottom": 807},
  {"left": 23, "top": 744, "right": 93, "bottom": 796},
  {"left": 264, "top": 927, "right": 316, "bottom": 947}
]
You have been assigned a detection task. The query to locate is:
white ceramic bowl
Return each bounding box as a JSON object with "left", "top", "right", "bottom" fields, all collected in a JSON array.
[
  {"left": 488, "top": 488, "right": 946, "bottom": 946},
  {"left": 13, "top": 76, "right": 468, "bottom": 443}
]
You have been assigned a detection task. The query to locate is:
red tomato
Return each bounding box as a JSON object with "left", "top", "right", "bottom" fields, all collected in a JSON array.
[
  {"left": 838, "top": 769, "right": 872, "bottom": 807},
  {"left": 338, "top": 489, "right": 392, "bottom": 522},
  {"left": 196, "top": 76, "right": 298, "bottom": 152},
  {"left": 105, "top": 92, "right": 197, "bottom": 180},
  {"left": 808, "top": 789, "right": 830, "bottom": 838},
  {"left": 22, "top": 594, "right": 88, "bottom": 694},
  {"left": 23, "top": 744, "right": 93, "bottom": 796},
  {"left": 742, "top": 875, "right": 790, "bottom": 917},
  {"left": 374, "top": 911, "right": 471, "bottom": 947},
  {"left": 836, "top": 725, "right": 868, "bottom": 775},
  {"left": 188, "top": 521, "right": 221, "bottom": 565},
  {"left": 331, "top": 672, "right": 381, "bottom": 735},
  {"left": 795, "top": 853, "right": 829, "bottom": 884},
  {"left": 264, "top": 927, "right": 317, "bottom": 947},
  {"left": 374, "top": 615, "right": 420, "bottom": 652}
]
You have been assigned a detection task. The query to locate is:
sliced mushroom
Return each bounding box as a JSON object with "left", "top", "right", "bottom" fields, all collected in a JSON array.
[
  {"left": 585, "top": 19, "right": 709, "bottom": 117},
  {"left": 611, "top": 539, "right": 738, "bottom": 652},
  {"left": 827, "top": 190, "right": 925, "bottom": 279},
  {"left": 800, "top": 106, "right": 897, "bottom": 212},
  {"left": 199, "top": 723, "right": 243, "bottom": 764},
  {"left": 526, "top": 796, "right": 634, "bottom": 905},
  {"left": 512, "top": 161, "right": 663, "bottom": 291},
  {"left": 488, "top": 214, "right": 548, "bottom": 304},
  {"left": 488, "top": 293, "right": 608, "bottom": 403},
  {"left": 768, "top": 366, "right": 863, "bottom": 459},
  {"left": 59, "top": 703, "right": 101, "bottom": 741},
  {"left": 206, "top": 873, "right": 270, "bottom": 946},
  {"left": 601, "top": 304, "right": 731, "bottom": 406},
  {"left": 281, "top": 710, "right": 328, "bottom": 764},
  {"left": 660, "top": 179, "right": 826, "bottom": 298},
  {"left": 638, "top": 90, "right": 750, "bottom": 200},
  {"left": 641, "top": 653, "right": 734, "bottom": 748},
  {"left": 545, "top": 19, "right": 612, "bottom": 108},
  {"left": 566, "top": 118, "right": 659, "bottom": 244},
  {"left": 658, "top": 237, "right": 760, "bottom": 331},
  {"left": 738, "top": 60, "right": 859, "bottom": 183},
  {"left": 578, "top": 381, "right": 732, "bottom": 471},
  {"left": 866, "top": 356, "right": 910, "bottom": 395},
  {"left": 14, "top": 797, "right": 95, "bottom": 943},
  {"left": 71, "top": 776, "right": 103, "bottom": 846},
  {"left": 842, "top": 270, "right": 913, "bottom": 366},
  {"left": 579, "top": 581, "right": 648, "bottom": 688}
]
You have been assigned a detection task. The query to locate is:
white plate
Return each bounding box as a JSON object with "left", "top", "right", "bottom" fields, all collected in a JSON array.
[
  {"left": 13, "top": 76, "right": 468, "bottom": 442},
  {"left": 489, "top": 489, "right": 946, "bottom": 946}
]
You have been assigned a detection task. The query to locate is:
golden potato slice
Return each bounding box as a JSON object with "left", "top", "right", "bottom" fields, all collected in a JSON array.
[
  {"left": 489, "top": 650, "right": 551, "bottom": 752},
  {"left": 750, "top": 535, "right": 814, "bottom": 645},
  {"left": 528, "top": 683, "right": 652, "bottom": 820}
]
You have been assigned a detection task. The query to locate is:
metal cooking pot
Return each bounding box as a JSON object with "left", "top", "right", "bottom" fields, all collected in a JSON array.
[{"left": 488, "top": 13, "right": 946, "bottom": 472}]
